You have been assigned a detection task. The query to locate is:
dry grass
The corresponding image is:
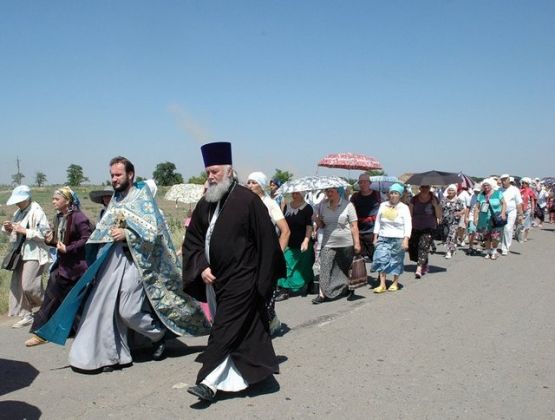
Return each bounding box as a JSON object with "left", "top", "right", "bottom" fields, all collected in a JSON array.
[{"left": 0, "top": 185, "right": 190, "bottom": 314}]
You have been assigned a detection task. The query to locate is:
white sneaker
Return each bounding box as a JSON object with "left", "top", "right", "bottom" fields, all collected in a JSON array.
[
  {"left": 12, "top": 314, "right": 33, "bottom": 329},
  {"left": 445, "top": 251, "right": 452, "bottom": 259}
]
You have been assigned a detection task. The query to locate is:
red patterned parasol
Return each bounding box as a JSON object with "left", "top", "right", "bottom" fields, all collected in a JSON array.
[{"left": 318, "top": 153, "right": 382, "bottom": 171}]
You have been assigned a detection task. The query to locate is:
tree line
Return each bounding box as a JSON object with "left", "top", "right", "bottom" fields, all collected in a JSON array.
[{"left": 11, "top": 162, "right": 296, "bottom": 187}]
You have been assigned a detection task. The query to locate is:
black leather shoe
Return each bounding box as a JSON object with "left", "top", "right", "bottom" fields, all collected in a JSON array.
[
  {"left": 187, "top": 384, "right": 215, "bottom": 402},
  {"left": 346, "top": 291, "right": 356, "bottom": 301},
  {"left": 311, "top": 295, "right": 327, "bottom": 304},
  {"left": 152, "top": 339, "right": 166, "bottom": 361}
]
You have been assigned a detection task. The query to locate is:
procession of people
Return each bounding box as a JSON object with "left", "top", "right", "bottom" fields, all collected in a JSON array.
[{"left": 2, "top": 143, "right": 554, "bottom": 404}]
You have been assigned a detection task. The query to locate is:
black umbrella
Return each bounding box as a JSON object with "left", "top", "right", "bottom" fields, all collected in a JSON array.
[{"left": 405, "top": 170, "right": 462, "bottom": 186}]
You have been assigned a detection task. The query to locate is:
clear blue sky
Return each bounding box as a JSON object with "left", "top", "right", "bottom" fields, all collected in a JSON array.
[{"left": 1, "top": 0, "right": 553, "bottom": 185}]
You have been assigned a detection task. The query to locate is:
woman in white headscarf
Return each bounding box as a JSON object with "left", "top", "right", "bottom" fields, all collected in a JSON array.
[
  {"left": 439, "top": 184, "right": 466, "bottom": 259},
  {"left": 246, "top": 171, "right": 290, "bottom": 335},
  {"left": 474, "top": 178, "right": 507, "bottom": 260},
  {"left": 246, "top": 172, "right": 290, "bottom": 251}
]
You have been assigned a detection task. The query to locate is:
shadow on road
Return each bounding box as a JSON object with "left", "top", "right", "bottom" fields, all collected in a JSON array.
[
  {"left": 0, "top": 358, "right": 39, "bottom": 396},
  {"left": 404, "top": 264, "right": 447, "bottom": 274},
  {"left": 0, "top": 401, "right": 42, "bottom": 420},
  {"left": 132, "top": 340, "right": 206, "bottom": 363}
]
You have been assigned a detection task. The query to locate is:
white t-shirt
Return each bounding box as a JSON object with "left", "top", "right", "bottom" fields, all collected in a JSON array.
[
  {"left": 500, "top": 185, "right": 523, "bottom": 212},
  {"left": 373, "top": 201, "right": 412, "bottom": 239},
  {"left": 457, "top": 190, "right": 472, "bottom": 208},
  {"left": 537, "top": 189, "right": 548, "bottom": 208}
]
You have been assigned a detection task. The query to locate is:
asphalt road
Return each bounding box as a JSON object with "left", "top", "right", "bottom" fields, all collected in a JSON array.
[{"left": 1, "top": 226, "right": 554, "bottom": 419}]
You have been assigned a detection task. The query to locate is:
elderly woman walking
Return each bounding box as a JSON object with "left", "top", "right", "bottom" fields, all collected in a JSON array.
[
  {"left": 25, "top": 187, "right": 93, "bottom": 347},
  {"left": 409, "top": 185, "right": 441, "bottom": 278},
  {"left": 312, "top": 187, "right": 360, "bottom": 304},
  {"left": 247, "top": 172, "right": 290, "bottom": 334},
  {"left": 372, "top": 183, "right": 412, "bottom": 293},
  {"left": 1, "top": 185, "right": 50, "bottom": 328},
  {"left": 439, "top": 184, "right": 466, "bottom": 259},
  {"left": 474, "top": 178, "right": 507, "bottom": 260}
]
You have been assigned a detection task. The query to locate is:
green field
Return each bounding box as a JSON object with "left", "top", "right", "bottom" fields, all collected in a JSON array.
[{"left": 0, "top": 185, "right": 192, "bottom": 315}]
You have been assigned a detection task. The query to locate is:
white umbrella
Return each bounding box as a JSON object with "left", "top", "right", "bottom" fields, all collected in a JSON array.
[
  {"left": 276, "top": 176, "right": 349, "bottom": 194},
  {"left": 164, "top": 183, "right": 204, "bottom": 205}
]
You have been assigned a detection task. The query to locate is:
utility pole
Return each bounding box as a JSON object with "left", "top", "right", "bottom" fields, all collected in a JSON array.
[{"left": 12, "top": 156, "right": 24, "bottom": 185}]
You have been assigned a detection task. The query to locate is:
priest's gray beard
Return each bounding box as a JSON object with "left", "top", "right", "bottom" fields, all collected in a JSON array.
[{"left": 205, "top": 175, "right": 233, "bottom": 203}]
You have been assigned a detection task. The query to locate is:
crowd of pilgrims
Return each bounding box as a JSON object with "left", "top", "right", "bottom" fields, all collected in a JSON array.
[
  {"left": 256, "top": 173, "right": 553, "bottom": 314},
  {"left": 4, "top": 172, "right": 551, "bottom": 340}
]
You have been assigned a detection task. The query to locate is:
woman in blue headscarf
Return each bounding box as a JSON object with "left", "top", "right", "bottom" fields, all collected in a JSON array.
[{"left": 371, "top": 183, "right": 412, "bottom": 293}]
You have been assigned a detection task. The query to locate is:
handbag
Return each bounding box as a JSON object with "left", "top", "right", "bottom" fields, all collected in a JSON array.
[
  {"left": 2, "top": 235, "right": 25, "bottom": 271},
  {"left": 348, "top": 255, "right": 368, "bottom": 290},
  {"left": 490, "top": 209, "right": 507, "bottom": 228},
  {"left": 2, "top": 218, "right": 28, "bottom": 271}
]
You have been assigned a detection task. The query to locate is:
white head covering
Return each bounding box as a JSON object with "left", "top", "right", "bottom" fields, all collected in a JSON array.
[
  {"left": 521, "top": 177, "right": 532, "bottom": 185},
  {"left": 7, "top": 185, "right": 31, "bottom": 205},
  {"left": 247, "top": 172, "right": 268, "bottom": 189},
  {"left": 481, "top": 178, "right": 496, "bottom": 187},
  {"left": 145, "top": 179, "right": 158, "bottom": 197},
  {"left": 446, "top": 184, "right": 457, "bottom": 192}
]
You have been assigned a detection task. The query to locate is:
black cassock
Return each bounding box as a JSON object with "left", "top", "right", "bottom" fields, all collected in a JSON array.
[{"left": 182, "top": 183, "right": 286, "bottom": 385}]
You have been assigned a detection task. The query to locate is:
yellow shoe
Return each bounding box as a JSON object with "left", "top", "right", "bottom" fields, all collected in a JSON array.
[
  {"left": 388, "top": 284, "right": 399, "bottom": 292},
  {"left": 373, "top": 285, "right": 387, "bottom": 294}
]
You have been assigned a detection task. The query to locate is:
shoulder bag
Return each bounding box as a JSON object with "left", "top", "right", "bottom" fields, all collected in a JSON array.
[{"left": 2, "top": 232, "right": 26, "bottom": 271}]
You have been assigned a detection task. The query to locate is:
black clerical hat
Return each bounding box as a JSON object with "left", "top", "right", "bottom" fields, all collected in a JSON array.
[{"left": 201, "top": 142, "right": 232, "bottom": 167}]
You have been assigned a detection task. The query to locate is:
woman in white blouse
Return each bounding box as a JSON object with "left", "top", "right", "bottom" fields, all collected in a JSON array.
[{"left": 372, "top": 183, "right": 412, "bottom": 293}]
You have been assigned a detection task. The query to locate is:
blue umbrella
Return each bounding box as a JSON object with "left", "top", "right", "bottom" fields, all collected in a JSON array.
[{"left": 369, "top": 176, "right": 401, "bottom": 193}]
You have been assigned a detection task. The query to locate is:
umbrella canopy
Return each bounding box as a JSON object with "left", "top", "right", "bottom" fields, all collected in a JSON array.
[
  {"left": 318, "top": 153, "right": 382, "bottom": 171},
  {"left": 277, "top": 175, "right": 349, "bottom": 194},
  {"left": 457, "top": 172, "right": 475, "bottom": 189},
  {"left": 541, "top": 176, "right": 555, "bottom": 186},
  {"left": 405, "top": 170, "right": 462, "bottom": 186},
  {"left": 164, "top": 183, "right": 204, "bottom": 204},
  {"left": 368, "top": 175, "right": 400, "bottom": 193}
]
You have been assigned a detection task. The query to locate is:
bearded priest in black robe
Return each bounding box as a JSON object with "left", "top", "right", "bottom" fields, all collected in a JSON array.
[{"left": 183, "top": 141, "right": 286, "bottom": 402}]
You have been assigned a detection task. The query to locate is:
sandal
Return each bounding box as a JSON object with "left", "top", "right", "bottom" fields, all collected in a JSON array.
[
  {"left": 491, "top": 253, "right": 498, "bottom": 260},
  {"left": 25, "top": 334, "right": 47, "bottom": 347},
  {"left": 387, "top": 284, "right": 399, "bottom": 292},
  {"left": 373, "top": 285, "right": 387, "bottom": 294}
]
